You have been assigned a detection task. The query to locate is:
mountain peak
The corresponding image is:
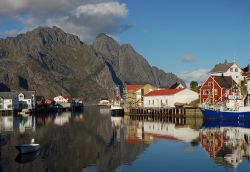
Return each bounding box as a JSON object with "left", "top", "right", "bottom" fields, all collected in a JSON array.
[{"left": 93, "top": 33, "right": 120, "bottom": 57}]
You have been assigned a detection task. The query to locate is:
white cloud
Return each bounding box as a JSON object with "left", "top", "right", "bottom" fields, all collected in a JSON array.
[
  {"left": 181, "top": 54, "right": 195, "bottom": 62},
  {"left": 74, "top": 2, "right": 127, "bottom": 18},
  {"left": 0, "top": 0, "right": 130, "bottom": 42},
  {"left": 178, "top": 68, "right": 211, "bottom": 87}
]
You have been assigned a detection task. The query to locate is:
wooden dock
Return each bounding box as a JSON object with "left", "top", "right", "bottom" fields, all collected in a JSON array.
[
  {"left": 0, "top": 110, "right": 13, "bottom": 116},
  {"left": 128, "top": 107, "right": 203, "bottom": 118}
]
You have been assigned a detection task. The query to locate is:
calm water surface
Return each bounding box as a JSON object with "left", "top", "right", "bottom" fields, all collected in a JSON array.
[{"left": 1, "top": 106, "right": 250, "bottom": 172}]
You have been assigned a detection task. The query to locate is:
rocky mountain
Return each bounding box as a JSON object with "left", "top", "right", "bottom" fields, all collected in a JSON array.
[{"left": 0, "top": 26, "right": 185, "bottom": 102}]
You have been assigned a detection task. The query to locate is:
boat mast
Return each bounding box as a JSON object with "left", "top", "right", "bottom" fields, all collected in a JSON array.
[{"left": 212, "top": 76, "right": 215, "bottom": 105}]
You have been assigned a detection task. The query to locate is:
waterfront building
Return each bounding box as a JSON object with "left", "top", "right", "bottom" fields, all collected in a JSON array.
[
  {"left": 53, "top": 95, "right": 69, "bottom": 103},
  {"left": 0, "top": 91, "right": 36, "bottom": 110},
  {"left": 199, "top": 76, "right": 236, "bottom": 104},
  {"left": 125, "top": 84, "right": 159, "bottom": 107},
  {"left": 210, "top": 61, "right": 243, "bottom": 84},
  {"left": 143, "top": 88, "right": 198, "bottom": 108}
]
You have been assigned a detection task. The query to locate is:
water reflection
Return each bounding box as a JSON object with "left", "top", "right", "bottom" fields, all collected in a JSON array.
[
  {"left": 0, "top": 108, "right": 149, "bottom": 172},
  {"left": 2, "top": 107, "right": 250, "bottom": 171},
  {"left": 200, "top": 120, "right": 250, "bottom": 169},
  {"left": 126, "top": 116, "right": 201, "bottom": 144}
]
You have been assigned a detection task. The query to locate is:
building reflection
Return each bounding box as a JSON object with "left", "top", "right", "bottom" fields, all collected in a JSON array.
[
  {"left": 0, "top": 111, "right": 84, "bottom": 133},
  {"left": 125, "top": 116, "right": 201, "bottom": 144},
  {"left": 200, "top": 120, "right": 250, "bottom": 169}
]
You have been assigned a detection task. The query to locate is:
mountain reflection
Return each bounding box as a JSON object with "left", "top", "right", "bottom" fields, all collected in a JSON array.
[
  {"left": 200, "top": 120, "right": 250, "bottom": 169},
  {"left": 0, "top": 107, "right": 148, "bottom": 172}
]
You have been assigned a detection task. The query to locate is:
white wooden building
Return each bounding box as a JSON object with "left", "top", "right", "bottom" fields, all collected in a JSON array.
[
  {"left": 143, "top": 88, "right": 199, "bottom": 108},
  {"left": 0, "top": 91, "right": 36, "bottom": 110},
  {"left": 210, "top": 61, "right": 243, "bottom": 84},
  {"left": 53, "top": 95, "right": 69, "bottom": 103}
]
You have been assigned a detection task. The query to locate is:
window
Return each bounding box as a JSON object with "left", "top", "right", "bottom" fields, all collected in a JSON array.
[
  {"left": 214, "top": 89, "right": 218, "bottom": 95},
  {"left": 235, "top": 68, "right": 238, "bottom": 72},
  {"left": 208, "top": 82, "right": 212, "bottom": 86},
  {"left": 152, "top": 100, "right": 154, "bottom": 105},
  {"left": 149, "top": 100, "right": 150, "bottom": 105},
  {"left": 203, "top": 89, "right": 210, "bottom": 95},
  {"left": 230, "top": 68, "right": 233, "bottom": 72},
  {"left": 166, "top": 100, "right": 168, "bottom": 105}
]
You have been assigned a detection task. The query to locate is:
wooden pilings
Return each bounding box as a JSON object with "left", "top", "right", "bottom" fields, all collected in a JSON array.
[
  {"left": 128, "top": 107, "right": 202, "bottom": 118},
  {"left": 0, "top": 110, "right": 13, "bottom": 116}
]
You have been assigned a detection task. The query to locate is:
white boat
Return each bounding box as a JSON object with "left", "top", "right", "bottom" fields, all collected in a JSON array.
[
  {"left": 111, "top": 105, "right": 124, "bottom": 117},
  {"left": 98, "top": 98, "right": 111, "bottom": 107},
  {"left": 16, "top": 139, "right": 40, "bottom": 154},
  {"left": 110, "top": 86, "right": 124, "bottom": 117}
]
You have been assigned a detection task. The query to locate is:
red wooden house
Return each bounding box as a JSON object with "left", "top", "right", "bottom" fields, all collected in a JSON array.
[{"left": 200, "top": 76, "right": 236, "bottom": 104}]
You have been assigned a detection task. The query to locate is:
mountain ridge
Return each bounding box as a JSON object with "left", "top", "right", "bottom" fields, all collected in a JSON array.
[{"left": 0, "top": 26, "right": 185, "bottom": 102}]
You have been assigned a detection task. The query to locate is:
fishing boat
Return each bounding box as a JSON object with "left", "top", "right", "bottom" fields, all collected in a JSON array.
[
  {"left": 16, "top": 139, "right": 40, "bottom": 154},
  {"left": 200, "top": 94, "right": 250, "bottom": 119},
  {"left": 110, "top": 86, "right": 124, "bottom": 117},
  {"left": 200, "top": 72, "right": 250, "bottom": 119}
]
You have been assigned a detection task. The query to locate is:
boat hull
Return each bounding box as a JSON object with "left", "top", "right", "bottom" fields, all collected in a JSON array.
[
  {"left": 16, "top": 144, "right": 40, "bottom": 154},
  {"left": 111, "top": 108, "right": 124, "bottom": 117},
  {"left": 200, "top": 108, "right": 250, "bottom": 119}
]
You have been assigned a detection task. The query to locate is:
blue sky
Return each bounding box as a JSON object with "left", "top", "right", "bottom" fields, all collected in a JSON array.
[{"left": 0, "top": 0, "right": 250, "bottom": 84}]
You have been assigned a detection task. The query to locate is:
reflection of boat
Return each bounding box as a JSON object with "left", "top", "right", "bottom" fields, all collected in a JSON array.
[
  {"left": 200, "top": 120, "right": 250, "bottom": 169},
  {"left": 99, "top": 108, "right": 111, "bottom": 115},
  {"left": 202, "top": 120, "right": 250, "bottom": 128},
  {"left": 15, "top": 150, "right": 40, "bottom": 163},
  {"left": 54, "top": 112, "right": 71, "bottom": 126},
  {"left": 16, "top": 139, "right": 40, "bottom": 154},
  {"left": 0, "top": 133, "right": 8, "bottom": 146}
]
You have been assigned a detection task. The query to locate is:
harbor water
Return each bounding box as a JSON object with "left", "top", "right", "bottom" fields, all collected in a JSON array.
[{"left": 0, "top": 106, "right": 250, "bottom": 172}]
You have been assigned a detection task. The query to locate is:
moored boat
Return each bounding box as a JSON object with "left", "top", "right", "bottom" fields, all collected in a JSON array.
[
  {"left": 111, "top": 105, "right": 124, "bottom": 117},
  {"left": 200, "top": 72, "right": 250, "bottom": 119},
  {"left": 16, "top": 139, "right": 40, "bottom": 154},
  {"left": 110, "top": 86, "right": 124, "bottom": 117}
]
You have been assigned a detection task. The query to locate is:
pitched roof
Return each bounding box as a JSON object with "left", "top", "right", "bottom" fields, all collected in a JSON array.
[
  {"left": 144, "top": 89, "right": 184, "bottom": 96},
  {"left": 242, "top": 65, "right": 250, "bottom": 73},
  {"left": 170, "top": 83, "right": 180, "bottom": 89},
  {"left": 210, "top": 62, "right": 234, "bottom": 73},
  {"left": 212, "top": 76, "right": 236, "bottom": 89},
  {"left": 126, "top": 84, "right": 143, "bottom": 91}
]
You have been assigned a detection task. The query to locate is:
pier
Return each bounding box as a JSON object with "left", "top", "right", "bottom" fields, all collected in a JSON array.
[
  {"left": 0, "top": 110, "right": 13, "bottom": 116},
  {"left": 127, "top": 107, "right": 203, "bottom": 118}
]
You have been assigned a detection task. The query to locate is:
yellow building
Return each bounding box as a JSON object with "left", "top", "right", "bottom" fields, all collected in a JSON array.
[{"left": 125, "top": 84, "right": 159, "bottom": 107}]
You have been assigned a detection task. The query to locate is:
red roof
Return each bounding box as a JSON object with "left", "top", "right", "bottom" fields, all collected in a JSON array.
[
  {"left": 126, "top": 84, "right": 143, "bottom": 91},
  {"left": 144, "top": 89, "right": 184, "bottom": 96},
  {"left": 62, "top": 95, "right": 70, "bottom": 99}
]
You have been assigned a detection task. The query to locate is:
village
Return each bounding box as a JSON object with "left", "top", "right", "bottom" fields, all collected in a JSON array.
[
  {"left": 0, "top": 92, "right": 83, "bottom": 115},
  {"left": 124, "top": 60, "right": 250, "bottom": 116},
  {"left": 0, "top": 60, "right": 249, "bottom": 118}
]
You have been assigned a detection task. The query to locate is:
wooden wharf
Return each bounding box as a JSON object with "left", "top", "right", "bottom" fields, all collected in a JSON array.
[
  {"left": 128, "top": 107, "right": 203, "bottom": 118},
  {"left": 0, "top": 110, "right": 13, "bottom": 116}
]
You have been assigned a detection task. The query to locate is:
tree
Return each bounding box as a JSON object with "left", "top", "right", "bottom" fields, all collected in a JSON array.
[{"left": 190, "top": 81, "right": 198, "bottom": 92}]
